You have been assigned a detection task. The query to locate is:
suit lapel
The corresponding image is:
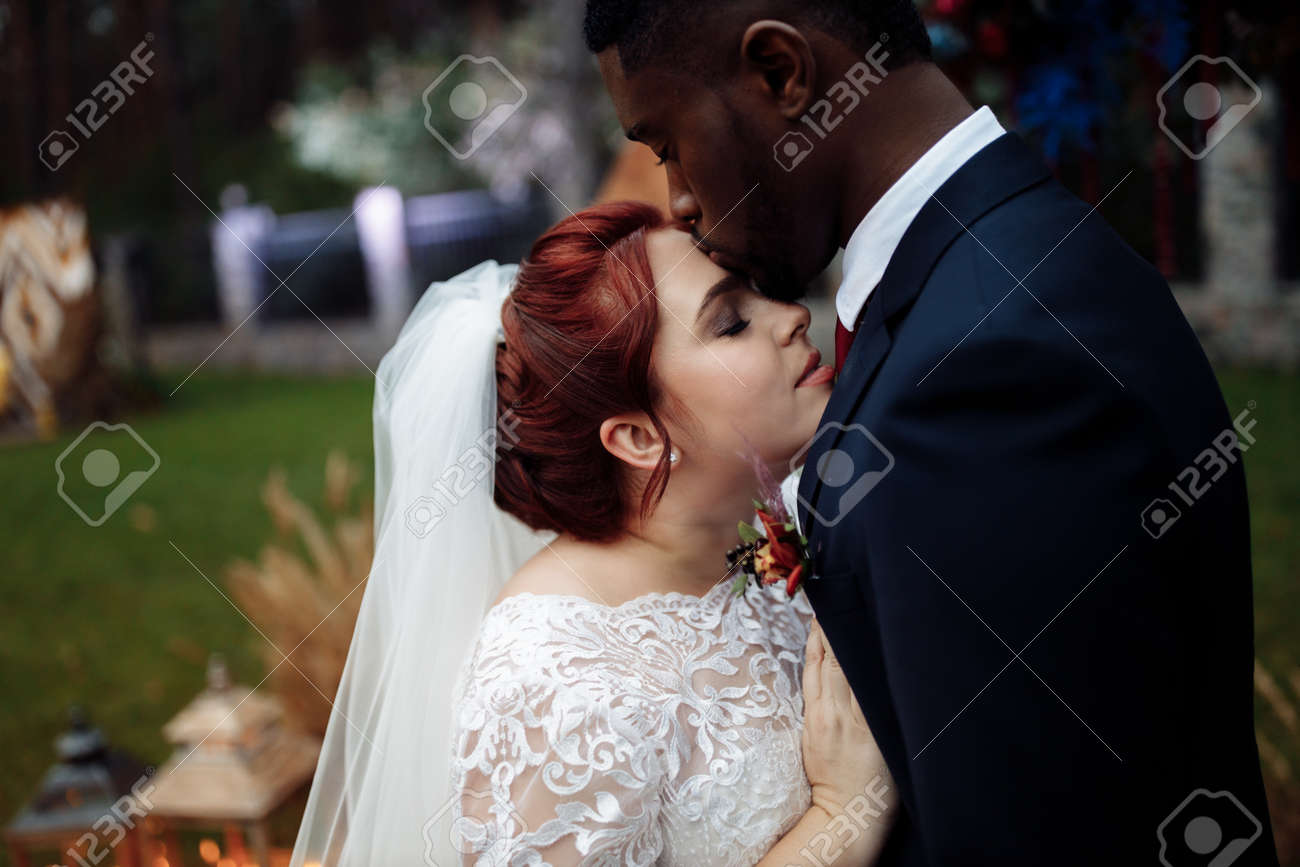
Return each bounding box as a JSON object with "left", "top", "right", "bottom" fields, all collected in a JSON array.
[{"left": 798, "top": 133, "right": 1052, "bottom": 549}]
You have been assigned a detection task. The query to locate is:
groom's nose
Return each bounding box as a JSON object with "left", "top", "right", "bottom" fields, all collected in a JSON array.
[{"left": 665, "top": 164, "right": 700, "bottom": 226}]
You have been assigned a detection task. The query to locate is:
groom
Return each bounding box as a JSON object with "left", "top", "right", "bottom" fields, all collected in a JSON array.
[{"left": 587, "top": 1, "right": 1278, "bottom": 864}]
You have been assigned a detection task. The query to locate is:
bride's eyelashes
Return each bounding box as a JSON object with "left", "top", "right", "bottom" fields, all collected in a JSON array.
[
  {"left": 713, "top": 311, "right": 750, "bottom": 338},
  {"left": 706, "top": 294, "right": 758, "bottom": 339}
]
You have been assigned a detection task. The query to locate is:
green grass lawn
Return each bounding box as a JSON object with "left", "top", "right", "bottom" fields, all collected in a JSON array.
[
  {"left": 0, "top": 366, "right": 1296, "bottom": 861},
  {"left": 1216, "top": 368, "right": 1300, "bottom": 680},
  {"left": 0, "top": 370, "right": 375, "bottom": 859},
  {"left": 1216, "top": 367, "right": 1300, "bottom": 858}
]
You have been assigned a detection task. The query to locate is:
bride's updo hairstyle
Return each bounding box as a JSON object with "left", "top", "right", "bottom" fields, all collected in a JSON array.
[{"left": 494, "top": 201, "right": 677, "bottom": 542}]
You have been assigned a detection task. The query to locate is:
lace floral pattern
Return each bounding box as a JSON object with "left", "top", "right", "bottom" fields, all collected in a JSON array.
[{"left": 450, "top": 580, "right": 815, "bottom": 866}]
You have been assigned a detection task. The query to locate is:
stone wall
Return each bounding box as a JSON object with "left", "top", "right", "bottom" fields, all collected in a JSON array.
[{"left": 1179, "top": 76, "right": 1298, "bottom": 369}]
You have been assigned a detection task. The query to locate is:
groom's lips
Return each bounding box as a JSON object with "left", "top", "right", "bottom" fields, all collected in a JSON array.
[
  {"left": 704, "top": 247, "right": 754, "bottom": 280},
  {"left": 706, "top": 249, "right": 739, "bottom": 270},
  {"left": 708, "top": 249, "right": 782, "bottom": 298},
  {"left": 696, "top": 235, "right": 768, "bottom": 288}
]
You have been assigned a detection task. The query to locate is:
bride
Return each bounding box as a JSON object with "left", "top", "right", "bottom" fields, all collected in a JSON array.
[{"left": 290, "top": 201, "right": 895, "bottom": 866}]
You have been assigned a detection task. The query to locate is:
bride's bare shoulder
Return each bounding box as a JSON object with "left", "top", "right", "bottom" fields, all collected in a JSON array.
[{"left": 491, "top": 539, "right": 607, "bottom": 607}]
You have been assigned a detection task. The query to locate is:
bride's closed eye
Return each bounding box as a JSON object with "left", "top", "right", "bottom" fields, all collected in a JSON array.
[
  {"left": 710, "top": 297, "right": 752, "bottom": 338},
  {"left": 716, "top": 314, "right": 749, "bottom": 337}
]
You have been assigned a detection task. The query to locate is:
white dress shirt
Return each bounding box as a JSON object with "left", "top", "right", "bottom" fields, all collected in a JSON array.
[{"left": 836, "top": 106, "right": 1006, "bottom": 329}]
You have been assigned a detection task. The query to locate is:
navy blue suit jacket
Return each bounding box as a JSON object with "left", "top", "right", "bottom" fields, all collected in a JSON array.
[{"left": 797, "top": 133, "right": 1277, "bottom": 865}]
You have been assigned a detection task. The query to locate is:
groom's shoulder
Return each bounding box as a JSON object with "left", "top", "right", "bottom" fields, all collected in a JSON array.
[
  {"left": 967, "top": 174, "right": 1162, "bottom": 289},
  {"left": 869, "top": 178, "right": 1192, "bottom": 399},
  {"left": 915, "top": 175, "right": 1175, "bottom": 343}
]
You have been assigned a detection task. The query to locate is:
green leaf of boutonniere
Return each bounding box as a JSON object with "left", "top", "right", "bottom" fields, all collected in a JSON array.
[{"left": 737, "top": 521, "right": 761, "bottom": 544}]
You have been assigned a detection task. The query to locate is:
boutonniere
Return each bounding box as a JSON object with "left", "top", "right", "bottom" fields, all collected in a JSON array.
[{"left": 726, "top": 451, "right": 812, "bottom": 597}]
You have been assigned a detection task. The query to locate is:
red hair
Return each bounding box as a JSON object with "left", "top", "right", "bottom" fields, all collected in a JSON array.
[{"left": 494, "top": 201, "right": 675, "bottom": 542}]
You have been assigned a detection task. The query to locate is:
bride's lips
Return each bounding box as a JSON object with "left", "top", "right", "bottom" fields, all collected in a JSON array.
[{"left": 796, "top": 349, "right": 833, "bottom": 388}]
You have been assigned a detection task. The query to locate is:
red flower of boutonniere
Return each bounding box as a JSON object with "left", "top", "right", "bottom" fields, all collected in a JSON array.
[
  {"left": 727, "top": 502, "right": 812, "bottom": 597},
  {"left": 726, "top": 445, "right": 812, "bottom": 598}
]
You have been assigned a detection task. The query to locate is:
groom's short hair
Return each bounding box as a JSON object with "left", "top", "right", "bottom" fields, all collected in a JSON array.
[{"left": 583, "top": 0, "right": 932, "bottom": 75}]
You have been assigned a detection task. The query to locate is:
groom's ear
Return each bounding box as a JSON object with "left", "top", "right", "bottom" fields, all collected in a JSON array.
[
  {"left": 739, "top": 20, "right": 817, "bottom": 120},
  {"left": 599, "top": 413, "right": 666, "bottom": 472}
]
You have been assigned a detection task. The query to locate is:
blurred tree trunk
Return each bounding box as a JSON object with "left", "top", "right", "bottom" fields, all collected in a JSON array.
[
  {"left": 146, "top": 0, "right": 198, "bottom": 214},
  {"left": 6, "top": 0, "right": 39, "bottom": 197},
  {"left": 221, "top": 0, "right": 243, "bottom": 128},
  {"left": 113, "top": 0, "right": 150, "bottom": 130},
  {"left": 43, "top": 0, "right": 71, "bottom": 138},
  {"left": 294, "top": 0, "right": 325, "bottom": 66},
  {"left": 469, "top": 0, "right": 504, "bottom": 48},
  {"left": 546, "top": 0, "right": 608, "bottom": 205}
]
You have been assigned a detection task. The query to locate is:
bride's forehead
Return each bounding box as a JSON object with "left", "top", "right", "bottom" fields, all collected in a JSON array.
[{"left": 646, "top": 227, "right": 718, "bottom": 302}]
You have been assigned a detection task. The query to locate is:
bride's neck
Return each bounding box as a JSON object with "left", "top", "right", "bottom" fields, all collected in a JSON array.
[
  {"left": 625, "top": 514, "right": 747, "bottom": 595},
  {"left": 560, "top": 481, "right": 759, "bottom": 603}
]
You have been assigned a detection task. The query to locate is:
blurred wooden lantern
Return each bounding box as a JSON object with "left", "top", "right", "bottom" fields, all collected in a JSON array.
[
  {"left": 148, "top": 655, "right": 320, "bottom": 867},
  {"left": 4, "top": 706, "right": 151, "bottom": 867}
]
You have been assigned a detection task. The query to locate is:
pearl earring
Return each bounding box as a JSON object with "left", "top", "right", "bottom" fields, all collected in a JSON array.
[{"left": 669, "top": 450, "right": 679, "bottom": 463}]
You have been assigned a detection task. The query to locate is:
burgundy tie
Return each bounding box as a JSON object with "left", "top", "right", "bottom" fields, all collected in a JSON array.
[
  {"left": 834, "top": 299, "right": 869, "bottom": 376},
  {"left": 834, "top": 317, "right": 854, "bottom": 377}
]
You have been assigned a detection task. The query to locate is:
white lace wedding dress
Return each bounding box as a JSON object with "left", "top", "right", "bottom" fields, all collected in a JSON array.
[{"left": 449, "top": 579, "right": 816, "bottom": 866}]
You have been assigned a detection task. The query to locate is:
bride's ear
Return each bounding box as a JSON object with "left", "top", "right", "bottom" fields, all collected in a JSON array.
[
  {"left": 739, "top": 20, "right": 817, "bottom": 120},
  {"left": 599, "top": 413, "right": 670, "bottom": 472}
]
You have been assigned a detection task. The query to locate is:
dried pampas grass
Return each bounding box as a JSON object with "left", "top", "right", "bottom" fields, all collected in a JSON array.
[
  {"left": 1255, "top": 658, "right": 1300, "bottom": 863},
  {"left": 225, "top": 450, "right": 373, "bottom": 736}
]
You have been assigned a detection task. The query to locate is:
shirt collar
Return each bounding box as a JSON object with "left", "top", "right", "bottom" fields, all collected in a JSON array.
[{"left": 836, "top": 106, "right": 1006, "bottom": 329}]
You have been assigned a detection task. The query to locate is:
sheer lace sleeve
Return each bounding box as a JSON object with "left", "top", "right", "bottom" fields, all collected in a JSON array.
[{"left": 449, "top": 598, "right": 669, "bottom": 866}]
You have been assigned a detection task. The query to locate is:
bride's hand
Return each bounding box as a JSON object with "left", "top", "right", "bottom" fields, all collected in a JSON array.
[
  {"left": 801, "top": 617, "right": 896, "bottom": 822},
  {"left": 754, "top": 617, "right": 897, "bottom": 866}
]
